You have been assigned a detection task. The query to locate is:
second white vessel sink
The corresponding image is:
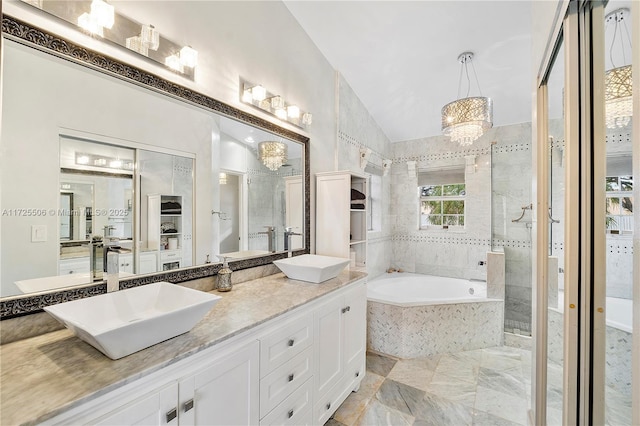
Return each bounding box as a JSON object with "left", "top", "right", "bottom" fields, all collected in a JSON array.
[
  {"left": 273, "top": 254, "right": 350, "bottom": 283},
  {"left": 44, "top": 282, "right": 221, "bottom": 359}
]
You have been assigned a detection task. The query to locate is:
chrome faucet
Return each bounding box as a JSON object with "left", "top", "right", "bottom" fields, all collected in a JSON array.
[
  {"left": 103, "top": 225, "right": 116, "bottom": 238},
  {"left": 103, "top": 244, "right": 132, "bottom": 292},
  {"left": 258, "top": 226, "right": 277, "bottom": 253},
  {"left": 284, "top": 227, "right": 302, "bottom": 257}
]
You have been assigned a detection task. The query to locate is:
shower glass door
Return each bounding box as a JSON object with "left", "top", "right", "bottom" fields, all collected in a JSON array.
[{"left": 545, "top": 36, "right": 565, "bottom": 426}]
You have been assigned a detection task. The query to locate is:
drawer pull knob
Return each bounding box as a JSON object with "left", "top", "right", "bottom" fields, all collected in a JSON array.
[
  {"left": 346, "top": 306, "right": 351, "bottom": 312},
  {"left": 288, "top": 409, "right": 294, "bottom": 418},
  {"left": 184, "top": 399, "right": 194, "bottom": 412},
  {"left": 326, "top": 402, "right": 331, "bottom": 410},
  {"left": 341, "top": 307, "right": 348, "bottom": 314},
  {"left": 288, "top": 339, "right": 295, "bottom": 347},
  {"left": 166, "top": 408, "right": 177, "bottom": 423},
  {"left": 288, "top": 373, "right": 294, "bottom": 382},
  {"left": 355, "top": 371, "right": 360, "bottom": 377}
]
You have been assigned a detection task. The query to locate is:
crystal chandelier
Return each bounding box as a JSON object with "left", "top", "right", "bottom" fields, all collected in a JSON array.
[
  {"left": 605, "top": 9, "right": 633, "bottom": 129},
  {"left": 441, "top": 52, "right": 493, "bottom": 146},
  {"left": 258, "top": 141, "right": 288, "bottom": 171}
]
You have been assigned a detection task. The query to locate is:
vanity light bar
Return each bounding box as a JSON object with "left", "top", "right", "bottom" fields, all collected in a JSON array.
[
  {"left": 240, "top": 79, "right": 312, "bottom": 129},
  {"left": 75, "top": 153, "right": 134, "bottom": 172}
]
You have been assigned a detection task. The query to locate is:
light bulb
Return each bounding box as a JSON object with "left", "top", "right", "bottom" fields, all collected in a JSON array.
[
  {"left": 180, "top": 46, "right": 198, "bottom": 68},
  {"left": 90, "top": 0, "right": 114, "bottom": 29},
  {"left": 251, "top": 85, "right": 266, "bottom": 101},
  {"left": 287, "top": 105, "right": 300, "bottom": 119}
]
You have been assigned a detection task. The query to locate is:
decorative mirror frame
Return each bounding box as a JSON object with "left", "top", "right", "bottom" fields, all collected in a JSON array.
[{"left": 0, "top": 15, "right": 311, "bottom": 319}]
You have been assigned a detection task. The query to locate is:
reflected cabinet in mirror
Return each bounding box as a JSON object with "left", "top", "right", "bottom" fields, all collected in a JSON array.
[{"left": 0, "top": 15, "right": 310, "bottom": 315}]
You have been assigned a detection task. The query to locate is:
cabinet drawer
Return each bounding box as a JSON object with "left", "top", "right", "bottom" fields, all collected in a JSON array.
[
  {"left": 259, "top": 313, "right": 312, "bottom": 376},
  {"left": 313, "top": 381, "right": 345, "bottom": 426},
  {"left": 260, "top": 346, "right": 312, "bottom": 417},
  {"left": 160, "top": 250, "right": 181, "bottom": 261},
  {"left": 259, "top": 378, "right": 312, "bottom": 426},
  {"left": 345, "top": 357, "right": 365, "bottom": 389},
  {"left": 59, "top": 258, "right": 90, "bottom": 275}
]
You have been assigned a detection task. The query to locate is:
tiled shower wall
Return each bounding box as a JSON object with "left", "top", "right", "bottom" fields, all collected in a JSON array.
[
  {"left": 336, "top": 74, "right": 392, "bottom": 279},
  {"left": 490, "top": 123, "right": 533, "bottom": 334},
  {"left": 391, "top": 122, "right": 534, "bottom": 334}
]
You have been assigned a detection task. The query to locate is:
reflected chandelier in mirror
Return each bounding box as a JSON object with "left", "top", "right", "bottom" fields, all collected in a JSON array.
[{"left": 0, "top": 14, "right": 310, "bottom": 319}]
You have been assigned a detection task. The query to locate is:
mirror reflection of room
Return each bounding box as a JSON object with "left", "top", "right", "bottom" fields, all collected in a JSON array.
[{"left": 0, "top": 35, "right": 306, "bottom": 299}]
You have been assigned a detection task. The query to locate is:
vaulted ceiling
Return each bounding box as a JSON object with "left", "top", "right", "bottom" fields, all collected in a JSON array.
[{"left": 284, "top": 1, "right": 533, "bottom": 142}]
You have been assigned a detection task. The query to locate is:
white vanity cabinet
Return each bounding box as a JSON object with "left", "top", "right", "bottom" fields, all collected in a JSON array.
[
  {"left": 47, "top": 340, "right": 260, "bottom": 426},
  {"left": 58, "top": 257, "right": 90, "bottom": 276},
  {"left": 313, "top": 281, "right": 367, "bottom": 425},
  {"left": 139, "top": 251, "right": 158, "bottom": 274},
  {"left": 43, "top": 277, "right": 366, "bottom": 426},
  {"left": 119, "top": 253, "right": 134, "bottom": 274},
  {"left": 94, "top": 383, "right": 178, "bottom": 426}
]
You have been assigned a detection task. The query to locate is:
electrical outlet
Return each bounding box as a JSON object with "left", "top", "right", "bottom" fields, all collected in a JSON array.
[
  {"left": 478, "top": 260, "right": 486, "bottom": 266},
  {"left": 31, "top": 225, "right": 47, "bottom": 242}
]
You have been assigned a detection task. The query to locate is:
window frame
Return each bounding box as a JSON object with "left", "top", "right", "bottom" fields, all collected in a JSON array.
[{"left": 418, "top": 182, "right": 466, "bottom": 230}]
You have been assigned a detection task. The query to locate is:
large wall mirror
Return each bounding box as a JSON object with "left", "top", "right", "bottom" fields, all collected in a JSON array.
[{"left": 0, "top": 15, "right": 310, "bottom": 314}]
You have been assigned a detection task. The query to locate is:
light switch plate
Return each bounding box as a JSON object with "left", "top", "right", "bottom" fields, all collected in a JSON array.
[{"left": 31, "top": 225, "right": 47, "bottom": 242}]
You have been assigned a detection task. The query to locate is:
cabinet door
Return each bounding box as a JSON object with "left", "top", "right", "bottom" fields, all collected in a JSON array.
[
  {"left": 342, "top": 283, "right": 367, "bottom": 371},
  {"left": 94, "top": 383, "right": 178, "bottom": 426},
  {"left": 313, "top": 295, "right": 344, "bottom": 398},
  {"left": 119, "top": 253, "right": 134, "bottom": 273},
  {"left": 139, "top": 252, "right": 158, "bottom": 274},
  {"left": 180, "top": 340, "right": 260, "bottom": 426},
  {"left": 316, "top": 174, "right": 350, "bottom": 258}
]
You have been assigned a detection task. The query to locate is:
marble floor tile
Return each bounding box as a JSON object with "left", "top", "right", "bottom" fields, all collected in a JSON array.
[
  {"left": 412, "top": 392, "right": 474, "bottom": 425},
  {"left": 434, "top": 354, "right": 480, "bottom": 384},
  {"left": 471, "top": 409, "right": 523, "bottom": 426},
  {"left": 332, "top": 347, "right": 533, "bottom": 426},
  {"left": 477, "top": 367, "right": 525, "bottom": 397},
  {"left": 355, "top": 399, "right": 414, "bottom": 426},
  {"left": 425, "top": 372, "right": 477, "bottom": 407},
  {"left": 333, "top": 393, "right": 370, "bottom": 426},
  {"left": 480, "top": 352, "right": 522, "bottom": 373},
  {"left": 605, "top": 385, "right": 633, "bottom": 426},
  {"left": 367, "top": 352, "right": 398, "bottom": 377},
  {"left": 375, "top": 379, "right": 426, "bottom": 417},
  {"left": 355, "top": 371, "right": 385, "bottom": 400},
  {"left": 474, "top": 385, "right": 528, "bottom": 425},
  {"left": 387, "top": 358, "right": 436, "bottom": 392}
]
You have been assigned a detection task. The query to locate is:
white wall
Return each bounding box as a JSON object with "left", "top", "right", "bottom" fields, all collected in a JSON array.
[{"left": 336, "top": 75, "right": 392, "bottom": 279}]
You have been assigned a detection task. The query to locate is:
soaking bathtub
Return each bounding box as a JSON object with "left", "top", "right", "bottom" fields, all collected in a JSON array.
[{"left": 367, "top": 273, "right": 504, "bottom": 358}]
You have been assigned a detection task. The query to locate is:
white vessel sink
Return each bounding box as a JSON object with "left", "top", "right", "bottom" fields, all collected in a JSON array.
[
  {"left": 44, "top": 282, "right": 221, "bottom": 359},
  {"left": 273, "top": 254, "right": 350, "bottom": 283}
]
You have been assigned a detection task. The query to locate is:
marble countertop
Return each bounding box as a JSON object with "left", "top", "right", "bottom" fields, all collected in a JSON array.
[{"left": 0, "top": 270, "right": 366, "bottom": 426}]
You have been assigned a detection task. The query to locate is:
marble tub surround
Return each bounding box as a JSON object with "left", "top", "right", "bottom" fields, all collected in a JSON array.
[
  {"left": 367, "top": 299, "right": 504, "bottom": 358},
  {"left": 0, "top": 270, "right": 366, "bottom": 425},
  {"left": 327, "top": 346, "right": 532, "bottom": 426}
]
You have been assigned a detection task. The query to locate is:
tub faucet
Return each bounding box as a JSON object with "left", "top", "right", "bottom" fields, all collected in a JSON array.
[
  {"left": 284, "top": 227, "right": 302, "bottom": 257},
  {"left": 258, "top": 226, "right": 276, "bottom": 253},
  {"left": 103, "top": 244, "right": 132, "bottom": 292}
]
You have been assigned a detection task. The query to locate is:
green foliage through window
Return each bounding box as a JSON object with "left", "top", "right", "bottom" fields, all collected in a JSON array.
[{"left": 419, "top": 183, "right": 465, "bottom": 229}]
